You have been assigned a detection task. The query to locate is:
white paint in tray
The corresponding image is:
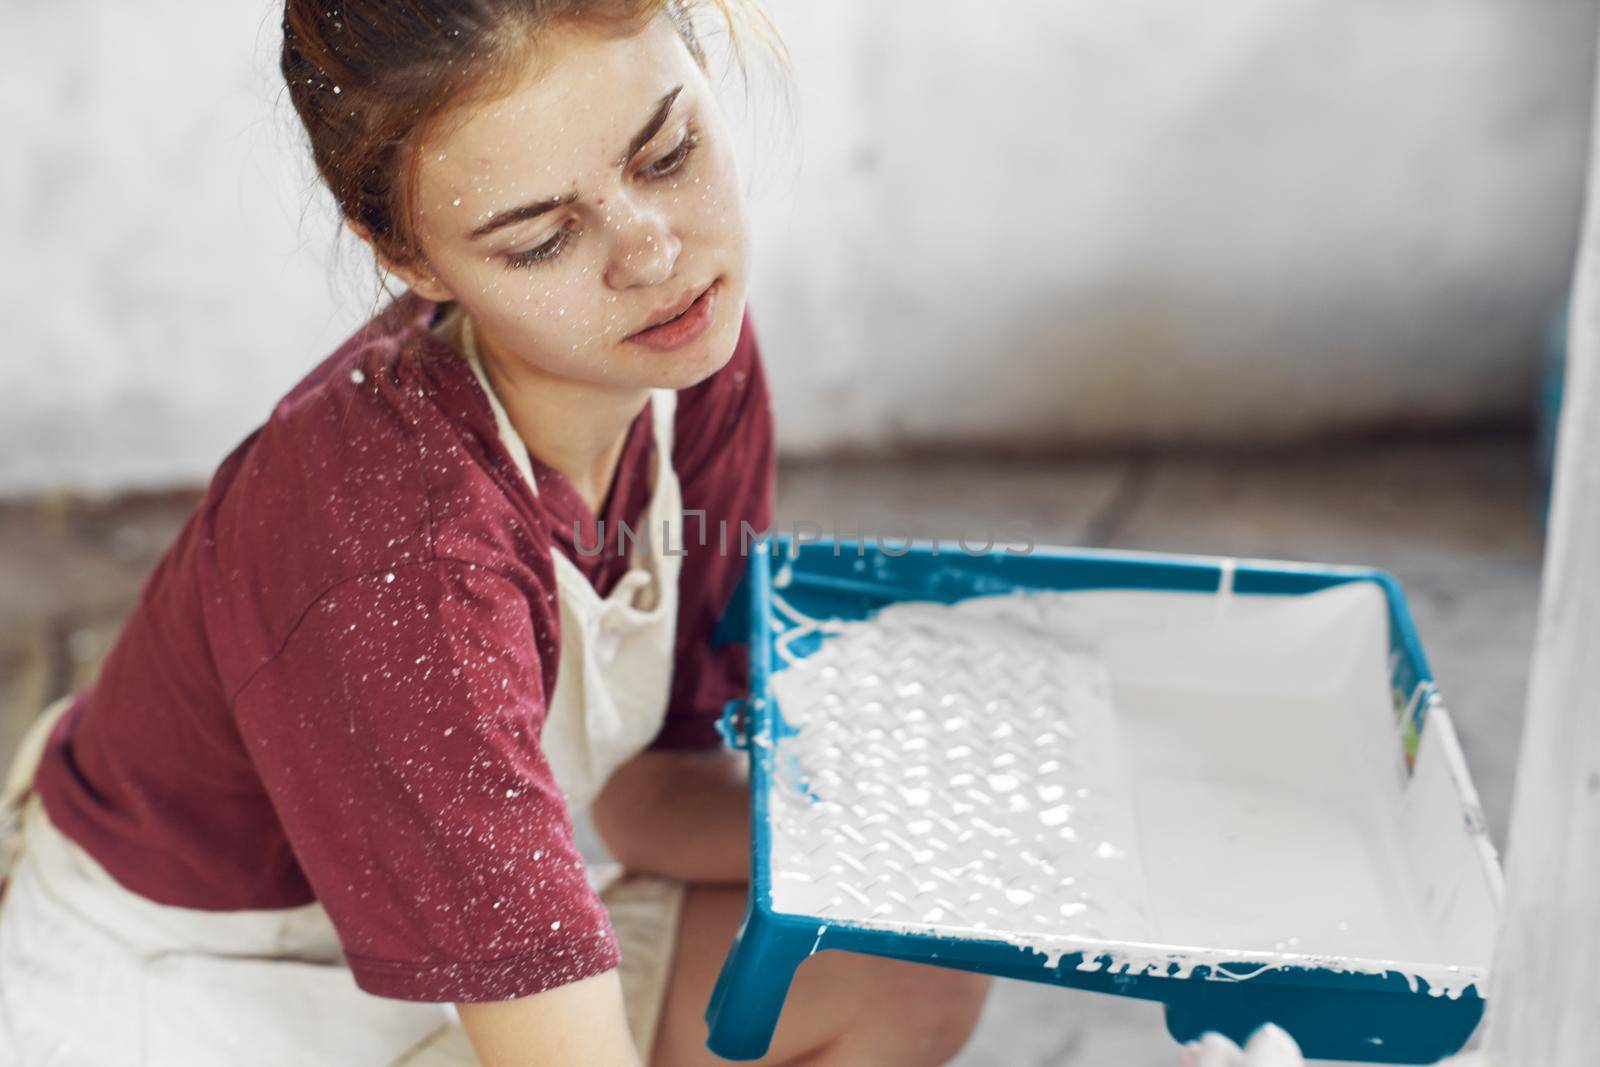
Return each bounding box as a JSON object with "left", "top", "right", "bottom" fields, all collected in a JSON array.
[{"left": 765, "top": 581, "right": 1498, "bottom": 999}]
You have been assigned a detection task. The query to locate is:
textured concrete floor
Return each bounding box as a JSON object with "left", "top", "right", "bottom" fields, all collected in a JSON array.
[{"left": 0, "top": 432, "right": 1542, "bottom": 1065}]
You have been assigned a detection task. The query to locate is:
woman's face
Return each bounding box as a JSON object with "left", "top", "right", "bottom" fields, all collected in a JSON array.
[{"left": 401, "top": 14, "right": 749, "bottom": 392}]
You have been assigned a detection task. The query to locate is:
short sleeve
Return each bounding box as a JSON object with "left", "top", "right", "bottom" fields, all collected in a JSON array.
[
  {"left": 654, "top": 310, "right": 776, "bottom": 750},
  {"left": 231, "top": 560, "right": 619, "bottom": 1002}
]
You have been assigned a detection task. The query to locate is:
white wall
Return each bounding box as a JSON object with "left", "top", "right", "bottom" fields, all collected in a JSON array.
[
  {"left": 1, "top": 0, "right": 363, "bottom": 496},
  {"left": 1, "top": 0, "right": 1594, "bottom": 496},
  {"left": 743, "top": 0, "right": 1597, "bottom": 453}
]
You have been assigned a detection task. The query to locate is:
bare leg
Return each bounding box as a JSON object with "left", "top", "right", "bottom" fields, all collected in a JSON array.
[{"left": 650, "top": 885, "right": 990, "bottom": 1067}]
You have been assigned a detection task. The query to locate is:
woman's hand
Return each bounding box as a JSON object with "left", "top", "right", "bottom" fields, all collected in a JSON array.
[
  {"left": 590, "top": 747, "right": 751, "bottom": 885},
  {"left": 1179, "top": 1025, "right": 1304, "bottom": 1067}
]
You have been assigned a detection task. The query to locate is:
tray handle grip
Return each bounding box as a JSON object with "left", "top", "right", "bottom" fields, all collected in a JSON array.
[{"left": 717, "top": 697, "right": 752, "bottom": 750}]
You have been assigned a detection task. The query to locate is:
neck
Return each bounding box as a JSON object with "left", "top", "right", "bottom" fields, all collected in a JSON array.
[{"left": 452, "top": 313, "right": 649, "bottom": 516}]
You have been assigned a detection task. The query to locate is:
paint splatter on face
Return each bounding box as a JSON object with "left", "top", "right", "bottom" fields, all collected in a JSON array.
[{"left": 409, "top": 14, "right": 750, "bottom": 393}]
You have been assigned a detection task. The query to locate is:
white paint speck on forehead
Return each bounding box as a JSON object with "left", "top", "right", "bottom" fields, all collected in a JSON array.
[{"left": 765, "top": 583, "right": 1498, "bottom": 998}]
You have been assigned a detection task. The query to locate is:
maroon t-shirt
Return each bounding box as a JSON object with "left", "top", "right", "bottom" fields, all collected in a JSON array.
[{"left": 31, "top": 290, "right": 775, "bottom": 1002}]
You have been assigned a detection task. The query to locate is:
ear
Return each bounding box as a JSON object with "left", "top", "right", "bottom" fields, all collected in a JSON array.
[{"left": 344, "top": 217, "right": 455, "bottom": 303}]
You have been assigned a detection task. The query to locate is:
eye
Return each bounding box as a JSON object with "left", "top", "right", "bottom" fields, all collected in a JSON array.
[
  {"left": 640, "top": 124, "right": 701, "bottom": 181},
  {"left": 503, "top": 221, "right": 578, "bottom": 271}
]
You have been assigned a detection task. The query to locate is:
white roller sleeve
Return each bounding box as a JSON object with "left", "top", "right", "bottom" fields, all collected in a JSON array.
[{"left": 1177, "top": 1025, "right": 1305, "bottom": 1066}]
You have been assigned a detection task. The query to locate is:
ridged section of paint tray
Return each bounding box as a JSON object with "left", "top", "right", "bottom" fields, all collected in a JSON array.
[{"left": 766, "top": 596, "right": 1155, "bottom": 944}]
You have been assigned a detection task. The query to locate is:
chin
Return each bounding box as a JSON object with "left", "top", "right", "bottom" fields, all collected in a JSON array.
[
  {"left": 636, "top": 295, "right": 746, "bottom": 391},
  {"left": 650, "top": 345, "right": 733, "bottom": 391}
]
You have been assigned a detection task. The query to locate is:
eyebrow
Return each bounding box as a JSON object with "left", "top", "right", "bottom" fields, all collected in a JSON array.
[
  {"left": 615, "top": 85, "right": 684, "bottom": 168},
  {"left": 467, "top": 85, "right": 685, "bottom": 242}
]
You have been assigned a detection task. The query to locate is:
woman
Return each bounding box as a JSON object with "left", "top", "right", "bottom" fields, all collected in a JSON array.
[{"left": 0, "top": 2, "right": 990, "bottom": 1064}]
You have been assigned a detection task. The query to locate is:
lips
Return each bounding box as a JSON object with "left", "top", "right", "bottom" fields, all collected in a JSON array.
[
  {"left": 632, "top": 284, "right": 707, "bottom": 335},
  {"left": 624, "top": 279, "right": 720, "bottom": 353}
]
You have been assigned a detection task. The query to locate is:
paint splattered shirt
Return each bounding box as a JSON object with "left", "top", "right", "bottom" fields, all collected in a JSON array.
[{"left": 31, "top": 290, "right": 774, "bottom": 1002}]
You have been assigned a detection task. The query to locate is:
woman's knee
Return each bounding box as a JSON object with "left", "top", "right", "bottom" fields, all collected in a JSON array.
[
  {"left": 656, "top": 884, "right": 991, "bottom": 1067},
  {"left": 829, "top": 959, "right": 990, "bottom": 1066},
  {"left": 898, "top": 967, "right": 991, "bottom": 1062}
]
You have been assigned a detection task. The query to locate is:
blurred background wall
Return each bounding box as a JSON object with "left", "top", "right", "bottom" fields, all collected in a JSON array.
[{"left": 1, "top": 0, "right": 1595, "bottom": 496}]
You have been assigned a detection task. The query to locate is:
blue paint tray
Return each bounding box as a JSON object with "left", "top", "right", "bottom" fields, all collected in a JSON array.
[{"left": 703, "top": 538, "right": 1501, "bottom": 1063}]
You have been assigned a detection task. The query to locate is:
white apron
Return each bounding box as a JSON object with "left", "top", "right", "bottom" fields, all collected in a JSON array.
[
  {"left": 457, "top": 311, "right": 686, "bottom": 816},
  {"left": 0, "top": 308, "right": 688, "bottom": 1067}
]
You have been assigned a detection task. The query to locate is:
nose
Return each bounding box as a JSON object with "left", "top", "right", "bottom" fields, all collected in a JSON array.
[{"left": 602, "top": 199, "right": 681, "bottom": 290}]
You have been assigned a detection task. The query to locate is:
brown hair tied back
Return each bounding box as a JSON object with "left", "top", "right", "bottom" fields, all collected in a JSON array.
[{"left": 280, "top": 0, "right": 780, "bottom": 278}]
